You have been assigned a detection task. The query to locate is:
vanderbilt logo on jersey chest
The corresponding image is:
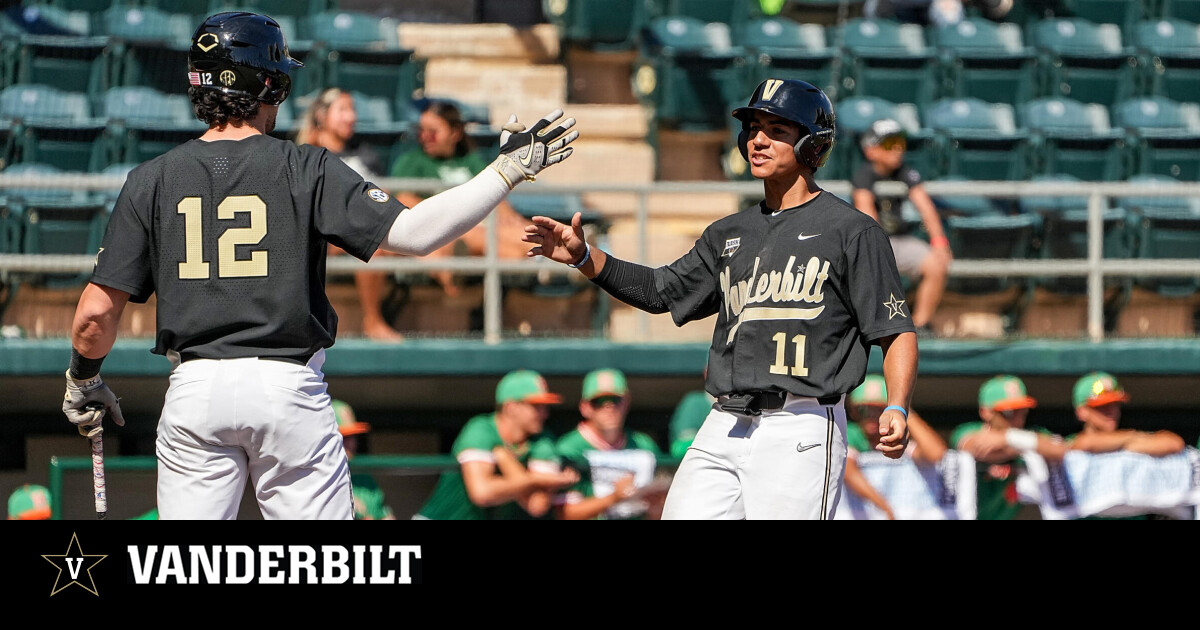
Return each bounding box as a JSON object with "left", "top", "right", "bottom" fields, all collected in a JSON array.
[{"left": 722, "top": 238, "right": 740, "bottom": 257}]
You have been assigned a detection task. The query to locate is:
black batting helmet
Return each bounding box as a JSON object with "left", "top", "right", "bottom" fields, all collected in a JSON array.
[
  {"left": 732, "top": 79, "right": 837, "bottom": 170},
  {"left": 188, "top": 12, "right": 302, "bottom": 106}
]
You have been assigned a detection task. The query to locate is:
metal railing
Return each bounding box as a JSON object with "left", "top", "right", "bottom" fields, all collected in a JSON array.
[{"left": 3, "top": 175, "right": 1200, "bottom": 343}]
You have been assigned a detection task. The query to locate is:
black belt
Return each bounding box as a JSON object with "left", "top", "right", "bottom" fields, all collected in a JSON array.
[
  {"left": 719, "top": 391, "right": 841, "bottom": 415},
  {"left": 179, "top": 353, "right": 312, "bottom": 366}
]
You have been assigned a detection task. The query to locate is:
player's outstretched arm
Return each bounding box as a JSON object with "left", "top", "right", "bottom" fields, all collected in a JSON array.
[
  {"left": 523, "top": 211, "right": 607, "bottom": 278},
  {"left": 64, "top": 283, "right": 129, "bottom": 436},
  {"left": 379, "top": 109, "right": 578, "bottom": 256},
  {"left": 876, "top": 331, "right": 917, "bottom": 459}
]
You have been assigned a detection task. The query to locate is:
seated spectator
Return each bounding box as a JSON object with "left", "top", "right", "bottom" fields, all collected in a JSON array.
[
  {"left": 334, "top": 399, "right": 396, "bottom": 520},
  {"left": 8, "top": 483, "right": 52, "bottom": 520},
  {"left": 296, "top": 88, "right": 403, "bottom": 341},
  {"left": 554, "top": 368, "right": 669, "bottom": 520},
  {"left": 389, "top": 100, "right": 532, "bottom": 298},
  {"left": 414, "top": 370, "right": 578, "bottom": 520}
]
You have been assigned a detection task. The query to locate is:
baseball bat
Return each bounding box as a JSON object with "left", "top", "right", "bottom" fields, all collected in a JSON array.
[{"left": 85, "top": 403, "right": 107, "bottom": 520}]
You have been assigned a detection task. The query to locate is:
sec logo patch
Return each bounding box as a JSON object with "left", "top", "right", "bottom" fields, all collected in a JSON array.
[{"left": 367, "top": 189, "right": 389, "bottom": 203}]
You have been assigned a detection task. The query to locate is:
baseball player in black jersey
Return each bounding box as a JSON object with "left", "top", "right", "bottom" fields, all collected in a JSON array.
[
  {"left": 61, "top": 11, "right": 578, "bottom": 519},
  {"left": 525, "top": 79, "right": 918, "bottom": 519}
]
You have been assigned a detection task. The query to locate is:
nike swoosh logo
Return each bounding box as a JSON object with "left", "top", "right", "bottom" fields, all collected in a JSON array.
[
  {"left": 519, "top": 136, "right": 536, "bottom": 167},
  {"left": 796, "top": 443, "right": 821, "bottom": 453},
  {"left": 797, "top": 233, "right": 821, "bottom": 241}
]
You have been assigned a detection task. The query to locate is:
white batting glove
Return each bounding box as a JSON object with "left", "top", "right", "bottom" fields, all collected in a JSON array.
[
  {"left": 63, "top": 371, "right": 125, "bottom": 437},
  {"left": 489, "top": 109, "right": 578, "bottom": 189}
]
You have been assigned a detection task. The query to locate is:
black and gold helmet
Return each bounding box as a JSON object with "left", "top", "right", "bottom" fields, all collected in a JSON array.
[
  {"left": 187, "top": 12, "right": 302, "bottom": 106},
  {"left": 732, "top": 79, "right": 837, "bottom": 170}
]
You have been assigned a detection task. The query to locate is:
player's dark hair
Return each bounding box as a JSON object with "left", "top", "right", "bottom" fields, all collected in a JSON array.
[
  {"left": 424, "top": 101, "right": 474, "bottom": 158},
  {"left": 189, "top": 86, "right": 261, "bottom": 127}
]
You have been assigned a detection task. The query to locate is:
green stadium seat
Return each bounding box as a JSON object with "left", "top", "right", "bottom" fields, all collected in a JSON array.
[
  {"left": 741, "top": 18, "right": 839, "bottom": 98},
  {"left": 1029, "top": 17, "right": 1139, "bottom": 108},
  {"left": 661, "top": 0, "right": 755, "bottom": 34},
  {"left": 1129, "top": 204, "right": 1200, "bottom": 296},
  {"left": 944, "top": 212, "right": 1041, "bottom": 295},
  {"left": 931, "top": 175, "right": 1010, "bottom": 217},
  {"left": 250, "top": 0, "right": 335, "bottom": 21},
  {"left": 633, "top": 16, "right": 747, "bottom": 131},
  {"left": 928, "top": 17, "right": 1037, "bottom": 107},
  {"left": 0, "top": 84, "right": 111, "bottom": 172},
  {"left": 1062, "top": 0, "right": 1146, "bottom": 33},
  {"left": 1017, "top": 173, "right": 1090, "bottom": 215},
  {"left": 826, "top": 95, "right": 931, "bottom": 181},
  {"left": 925, "top": 97, "right": 1030, "bottom": 180},
  {"left": 300, "top": 11, "right": 418, "bottom": 109},
  {"left": 335, "top": 90, "right": 411, "bottom": 170},
  {"left": 1019, "top": 97, "right": 1126, "bottom": 180},
  {"left": 1114, "top": 173, "right": 1197, "bottom": 213},
  {"left": 1036, "top": 204, "right": 1133, "bottom": 294},
  {"left": 1112, "top": 96, "right": 1200, "bottom": 179},
  {"left": 1131, "top": 18, "right": 1200, "bottom": 104},
  {"left": 15, "top": 35, "right": 116, "bottom": 104},
  {"left": 101, "top": 6, "right": 195, "bottom": 95},
  {"left": 835, "top": 18, "right": 939, "bottom": 110},
  {"left": 542, "top": 0, "right": 650, "bottom": 51},
  {"left": 101, "top": 86, "right": 203, "bottom": 164},
  {"left": 1158, "top": 0, "right": 1200, "bottom": 23}
]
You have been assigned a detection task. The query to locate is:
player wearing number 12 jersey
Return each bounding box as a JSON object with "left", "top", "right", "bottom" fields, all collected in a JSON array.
[
  {"left": 61, "top": 11, "right": 578, "bottom": 519},
  {"left": 525, "top": 79, "right": 918, "bottom": 519}
]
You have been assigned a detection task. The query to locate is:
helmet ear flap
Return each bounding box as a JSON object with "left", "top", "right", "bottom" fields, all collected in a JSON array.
[{"left": 737, "top": 127, "right": 750, "bottom": 162}]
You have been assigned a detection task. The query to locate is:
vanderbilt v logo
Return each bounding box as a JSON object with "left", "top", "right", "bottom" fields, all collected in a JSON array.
[
  {"left": 762, "top": 79, "right": 784, "bottom": 100},
  {"left": 66, "top": 558, "right": 84, "bottom": 580}
]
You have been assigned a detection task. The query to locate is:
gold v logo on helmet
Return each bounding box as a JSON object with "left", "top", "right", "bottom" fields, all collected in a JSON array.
[
  {"left": 762, "top": 79, "right": 783, "bottom": 101},
  {"left": 197, "top": 33, "right": 219, "bottom": 52}
]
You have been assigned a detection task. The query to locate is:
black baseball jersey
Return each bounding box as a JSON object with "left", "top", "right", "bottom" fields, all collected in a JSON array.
[
  {"left": 91, "top": 134, "right": 405, "bottom": 360},
  {"left": 654, "top": 191, "right": 915, "bottom": 399},
  {"left": 851, "top": 161, "right": 922, "bottom": 236}
]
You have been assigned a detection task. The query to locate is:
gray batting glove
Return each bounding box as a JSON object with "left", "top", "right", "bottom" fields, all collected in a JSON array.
[
  {"left": 489, "top": 109, "right": 578, "bottom": 189},
  {"left": 63, "top": 370, "right": 125, "bottom": 437}
]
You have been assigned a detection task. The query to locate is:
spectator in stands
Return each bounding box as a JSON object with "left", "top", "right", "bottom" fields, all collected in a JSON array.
[
  {"left": 951, "top": 374, "right": 1062, "bottom": 519},
  {"left": 414, "top": 369, "right": 579, "bottom": 520},
  {"left": 389, "top": 100, "right": 531, "bottom": 298},
  {"left": 554, "top": 368, "right": 669, "bottom": 520},
  {"left": 852, "top": 118, "right": 951, "bottom": 337},
  {"left": 334, "top": 399, "right": 396, "bottom": 520},
  {"left": 842, "top": 374, "right": 947, "bottom": 519},
  {"left": 296, "top": 87, "right": 404, "bottom": 341},
  {"left": 8, "top": 483, "right": 52, "bottom": 520}
]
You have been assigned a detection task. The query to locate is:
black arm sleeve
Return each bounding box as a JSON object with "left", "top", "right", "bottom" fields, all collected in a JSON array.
[{"left": 590, "top": 254, "right": 670, "bottom": 314}]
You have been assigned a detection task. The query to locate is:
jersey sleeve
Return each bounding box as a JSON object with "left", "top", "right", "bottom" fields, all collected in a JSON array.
[
  {"left": 899, "top": 164, "right": 923, "bottom": 188},
  {"left": 452, "top": 415, "right": 498, "bottom": 464},
  {"left": 90, "top": 172, "right": 154, "bottom": 303},
  {"left": 851, "top": 162, "right": 876, "bottom": 191},
  {"left": 844, "top": 224, "right": 917, "bottom": 341},
  {"left": 529, "top": 434, "right": 562, "bottom": 467},
  {"left": 309, "top": 149, "right": 406, "bottom": 262},
  {"left": 654, "top": 229, "right": 722, "bottom": 326},
  {"left": 950, "top": 421, "right": 984, "bottom": 449}
]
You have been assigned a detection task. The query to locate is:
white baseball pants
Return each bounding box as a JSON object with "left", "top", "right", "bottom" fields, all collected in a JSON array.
[
  {"left": 662, "top": 394, "right": 847, "bottom": 520},
  {"left": 155, "top": 349, "right": 354, "bottom": 520}
]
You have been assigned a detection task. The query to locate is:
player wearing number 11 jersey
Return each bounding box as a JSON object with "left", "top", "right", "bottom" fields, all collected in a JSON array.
[
  {"left": 524, "top": 79, "right": 918, "bottom": 519},
  {"left": 61, "top": 11, "right": 578, "bottom": 519}
]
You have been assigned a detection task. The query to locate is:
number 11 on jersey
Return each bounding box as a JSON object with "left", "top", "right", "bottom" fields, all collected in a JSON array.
[{"left": 770, "top": 332, "right": 809, "bottom": 377}]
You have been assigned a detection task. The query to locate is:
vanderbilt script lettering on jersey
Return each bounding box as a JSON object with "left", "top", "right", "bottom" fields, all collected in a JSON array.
[{"left": 720, "top": 255, "right": 830, "bottom": 343}]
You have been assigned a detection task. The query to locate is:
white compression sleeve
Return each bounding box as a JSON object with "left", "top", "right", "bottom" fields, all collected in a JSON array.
[{"left": 379, "top": 168, "right": 511, "bottom": 256}]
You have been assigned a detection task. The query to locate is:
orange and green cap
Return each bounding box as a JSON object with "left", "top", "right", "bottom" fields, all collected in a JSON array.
[
  {"left": 1073, "top": 371, "right": 1130, "bottom": 408},
  {"left": 496, "top": 369, "right": 562, "bottom": 405},
  {"left": 850, "top": 374, "right": 888, "bottom": 406},
  {"left": 582, "top": 368, "right": 628, "bottom": 401},
  {"left": 333, "top": 399, "right": 370, "bottom": 436},
  {"left": 979, "top": 375, "right": 1037, "bottom": 411},
  {"left": 8, "top": 484, "right": 52, "bottom": 520}
]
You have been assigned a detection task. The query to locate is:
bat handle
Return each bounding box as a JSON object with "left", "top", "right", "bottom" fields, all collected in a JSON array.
[{"left": 90, "top": 426, "right": 107, "bottom": 520}]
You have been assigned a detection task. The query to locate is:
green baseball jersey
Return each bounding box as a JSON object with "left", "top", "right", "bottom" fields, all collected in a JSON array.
[
  {"left": 351, "top": 473, "right": 393, "bottom": 520},
  {"left": 846, "top": 421, "right": 871, "bottom": 453},
  {"left": 417, "top": 413, "right": 560, "bottom": 520},
  {"left": 668, "top": 390, "right": 715, "bottom": 459},
  {"left": 951, "top": 421, "right": 1054, "bottom": 520},
  {"left": 555, "top": 424, "right": 663, "bottom": 520},
  {"left": 388, "top": 148, "right": 490, "bottom": 188}
]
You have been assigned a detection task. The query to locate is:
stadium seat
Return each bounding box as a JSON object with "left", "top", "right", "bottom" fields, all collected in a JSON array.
[
  {"left": 1113, "top": 173, "right": 1197, "bottom": 214},
  {"left": 248, "top": 0, "right": 335, "bottom": 21},
  {"left": 1016, "top": 173, "right": 1090, "bottom": 215},
  {"left": 15, "top": 34, "right": 116, "bottom": 103},
  {"left": 933, "top": 175, "right": 1011, "bottom": 217},
  {"left": 1129, "top": 204, "right": 1200, "bottom": 296},
  {"left": 0, "top": 84, "right": 111, "bottom": 172},
  {"left": 543, "top": 0, "right": 651, "bottom": 51},
  {"left": 333, "top": 90, "right": 411, "bottom": 170},
  {"left": 1112, "top": 96, "right": 1200, "bottom": 179},
  {"left": 835, "top": 18, "right": 938, "bottom": 110},
  {"left": 1019, "top": 96, "right": 1126, "bottom": 180},
  {"left": 101, "top": 86, "right": 203, "bottom": 164},
  {"left": 660, "top": 0, "right": 755, "bottom": 34},
  {"left": 300, "top": 11, "right": 419, "bottom": 109},
  {"left": 1160, "top": 0, "right": 1200, "bottom": 23},
  {"left": 1028, "top": 17, "right": 1139, "bottom": 108},
  {"left": 1062, "top": 0, "right": 1146, "bottom": 33},
  {"left": 825, "top": 95, "right": 931, "bottom": 181},
  {"left": 1131, "top": 18, "right": 1200, "bottom": 104},
  {"left": 4, "top": 161, "right": 109, "bottom": 287},
  {"left": 943, "top": 212, "right": 1041, "bottom": 295},
  {"left": 101, "top": 6, "right": 195, "bottom": 95},
  {"left": 633, "top": 16, "right": 747, "bottom": 131},
  {"left": 741, "top": 17, "right": 839, "bottom": 98},
  {"left": 1036, "top": 204, "right": 1133, "bottom": 294},
  {"left": 924, "top": 97, "right": 1030, "bottom": 180},
  {"left": 928, "top": 17, "right": 1037, "bottom": 107}
]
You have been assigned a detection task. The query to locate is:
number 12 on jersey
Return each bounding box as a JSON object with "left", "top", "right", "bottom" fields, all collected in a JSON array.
[
  {"left": 770, "top": 332, "right": 809, "bottom": 377},
  {"left": 177, "top": 195, "right": 269, "bottom": 279}
]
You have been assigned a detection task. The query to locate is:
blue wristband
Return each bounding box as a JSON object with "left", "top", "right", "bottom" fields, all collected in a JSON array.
[
  {"left": 883, "top": 405, "right": 908, "bottom": 418},
  {"left": 567, "top": 242, "right": 591, "bottom": 269}
]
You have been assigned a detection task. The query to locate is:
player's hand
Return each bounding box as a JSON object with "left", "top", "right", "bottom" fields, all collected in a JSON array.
[
  {"left": 63, "top": 371, "right": 125, "bottom": 437},
  {"left": 875, "top": 409, "right": 909, "bottom": 459},
  {"left": 611, "top": 474, "right": 637, "bottom": 502},
  {"left": 523, "top": 211, "right": 588, "bottom": 265},
  {"left": 489, "top": 109, "right": 578, "bottom": 189},
  {"left": 531, "top": 468, "right": 580, "bottom": 490}
]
